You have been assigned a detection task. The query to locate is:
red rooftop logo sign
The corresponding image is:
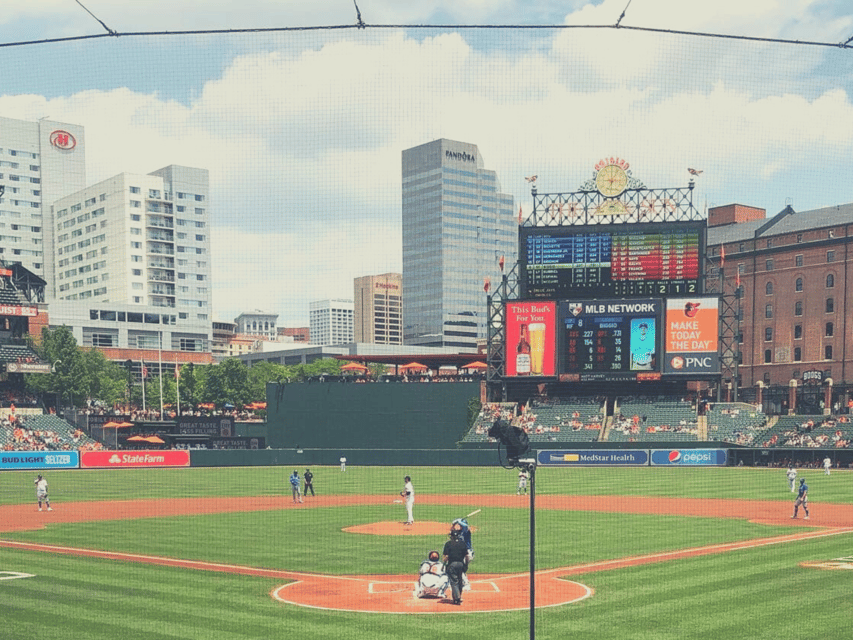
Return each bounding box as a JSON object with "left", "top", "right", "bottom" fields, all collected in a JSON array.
[{"left": 50, "top": 130, "right": 76, "bottom": 150}]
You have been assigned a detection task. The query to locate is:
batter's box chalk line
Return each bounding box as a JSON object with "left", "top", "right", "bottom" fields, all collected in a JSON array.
[
  {"left": 0, "top": 571, "right": 35, "bottom": 580},
  {"left": 368, "top": 580, "right": 499, "bottom": 594}
]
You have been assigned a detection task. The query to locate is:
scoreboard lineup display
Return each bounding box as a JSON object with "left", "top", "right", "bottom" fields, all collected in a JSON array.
[
  {"left": 559, "top": 299, "right": 661, "bottom": 381},
  {"left": 521, "top": 222, "right": 704, "bottom": 299}
]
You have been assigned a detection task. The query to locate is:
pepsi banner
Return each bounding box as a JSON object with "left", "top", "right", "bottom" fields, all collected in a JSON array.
[
  {"left": 651, "top": 449, "right": 727, "bottom": 466},
  {"left": 537, "top": 449, "right": 649, "bottom": 466},
  {"left": 0, "top": 451, "right": 79, "bottom": 470}
]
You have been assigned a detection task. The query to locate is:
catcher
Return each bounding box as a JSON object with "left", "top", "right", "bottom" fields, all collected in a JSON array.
[{"left": 413, "top": 550, "right": 448, "bottom": 599}]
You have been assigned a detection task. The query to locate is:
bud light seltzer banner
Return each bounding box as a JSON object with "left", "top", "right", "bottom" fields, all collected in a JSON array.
[
  {"left": 664, "top": 297, "right": 720, "bottom": 375},
  {"left": 0, "top": 451, "right": 79, "bottom": 470}
]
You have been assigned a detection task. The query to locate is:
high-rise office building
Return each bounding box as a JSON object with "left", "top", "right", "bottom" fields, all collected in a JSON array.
[
  {"left": 354, "top": 272, "right": 402, "bottom": 345},
  {"left": 309, "top": 299, "right": 354, "bottom": 346},
  {"left": 0, "top": 116, "right": 87, "bottom": 286},
  {"left": 51, "top": 165, "right": 212, "bottom": 319},
  {"left": 402, "top": 139, "right": 516, "bottom": 352}
]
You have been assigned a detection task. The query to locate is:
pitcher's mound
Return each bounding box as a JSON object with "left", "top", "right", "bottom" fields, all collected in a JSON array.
[{"left": 345, "top": 521, "right": 476, "bottom": 536}]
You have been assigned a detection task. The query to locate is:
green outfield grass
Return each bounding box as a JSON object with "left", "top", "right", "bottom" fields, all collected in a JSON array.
[{"left": 1, "top": 465, "right": 851, "bottom": 639}]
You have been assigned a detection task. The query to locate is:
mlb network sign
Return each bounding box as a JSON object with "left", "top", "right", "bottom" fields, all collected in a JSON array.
[
  {"left": 651, "top": 449, "right": 727, "bottom": 466},
  {"left": 81, "top": 450, "right": 190, "bottom": 468}
]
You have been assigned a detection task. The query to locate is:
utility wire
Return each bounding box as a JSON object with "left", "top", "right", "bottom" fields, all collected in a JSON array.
[
  {"left": 73, "top": 0, "right": 116, "bottom": 35},
  {"left": 615, "top": 0, "right": 633, "bottom": 28},
  {"left": 1, "top": 21, "right": 851, "bottom": 50}
]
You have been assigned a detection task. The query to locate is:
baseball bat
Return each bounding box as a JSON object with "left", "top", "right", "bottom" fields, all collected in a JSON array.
[{"left": 465, "top": 509, "right": 481, "bottom": 518}]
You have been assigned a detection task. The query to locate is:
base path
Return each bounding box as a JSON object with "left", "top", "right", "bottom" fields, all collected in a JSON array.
[{"left": 2, "top": 494, "right": 852, "bottom": 614}]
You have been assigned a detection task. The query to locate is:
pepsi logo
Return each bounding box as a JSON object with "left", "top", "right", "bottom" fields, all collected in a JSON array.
[{"left": 668, "top": 450, "right": 682, "bottom": 463}]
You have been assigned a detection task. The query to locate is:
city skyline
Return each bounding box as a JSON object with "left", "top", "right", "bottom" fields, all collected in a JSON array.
[{"left": 2, "top": 2, "right": 853, "bottom": 326}]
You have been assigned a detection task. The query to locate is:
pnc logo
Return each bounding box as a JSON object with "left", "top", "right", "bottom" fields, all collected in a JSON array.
[
  {"left": 50, "top": 130, "right": 76, "bottom": 150},
  {"left": 668, "top": 450, "right": 682, "bottom": 463},
  {"left": 670, "top": 356, "right": 684, "bottom": 369}
]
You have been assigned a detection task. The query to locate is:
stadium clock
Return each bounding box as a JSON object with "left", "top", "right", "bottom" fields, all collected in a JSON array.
[{"left": 595, "top": 163, "right": 628, "bottom": 197}]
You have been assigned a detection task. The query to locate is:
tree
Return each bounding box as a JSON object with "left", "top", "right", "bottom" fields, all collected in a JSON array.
[
  {"left": 200, "top": 358, "right": 251, "bottom": 407},
  {"left": 25, "top": 326, "right": 88, "bottom": 408}
]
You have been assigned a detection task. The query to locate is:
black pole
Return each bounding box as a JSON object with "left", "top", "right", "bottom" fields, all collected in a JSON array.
[{"left": 527, "top": 460, "right": 536, "bottom": 640}]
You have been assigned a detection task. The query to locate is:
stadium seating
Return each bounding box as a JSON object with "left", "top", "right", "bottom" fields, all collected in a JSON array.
[
  {"left": 523, "top": 397, "right": 604, "bottom": 443},
  {"left": 759, "top": 414, "right": 853, "bottom": 449},
  {"left": 706, "top": 403, "right": 768, "bottom": 445},
  {"left": 2, "top": 414, "right": 101, "bottom": 451},
  {"left": 608, "top": 395, "right": 698, "bottom": 442}
]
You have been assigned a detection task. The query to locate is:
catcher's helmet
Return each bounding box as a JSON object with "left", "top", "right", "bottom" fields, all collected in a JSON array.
[{"left": 428, "top": 550, "right": 440, "bottom": 562}]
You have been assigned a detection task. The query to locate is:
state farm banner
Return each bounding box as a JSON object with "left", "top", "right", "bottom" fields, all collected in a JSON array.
[
  {"left": 663, "top": 297, "right": 720, "bottom": 375},
  {"left": 81, "top": 450, "right": 190, "bottom": 468}
]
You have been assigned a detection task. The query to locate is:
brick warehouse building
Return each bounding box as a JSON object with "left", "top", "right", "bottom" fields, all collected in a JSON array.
[{"left": 706, "top": 202, "right": 853, "bottom": 412}]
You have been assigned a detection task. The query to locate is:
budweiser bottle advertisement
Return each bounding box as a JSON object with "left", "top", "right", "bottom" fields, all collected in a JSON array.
[{"left": 516, "top": 323, "right": 531, "bottom": 375}]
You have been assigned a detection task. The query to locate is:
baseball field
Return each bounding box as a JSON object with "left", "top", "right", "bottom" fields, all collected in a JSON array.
[{"left": 0, "top": 464, "right": 851, "bottom": 639}]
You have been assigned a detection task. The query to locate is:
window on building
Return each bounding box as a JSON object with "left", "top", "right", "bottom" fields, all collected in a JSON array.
[
  {"left": 826, "top": 322, "right": 834, "bottom": 337},
  {"left": 795, "top": 254, "right": 803, "bottom": 267},
  {"left": 826, "top": 297, "right": 834, "bottom": 313},
  {"left": 765, "top": 281, "right": 773, "bottom": 295},
  {"left": 794, "top": 324, "right": 802, "bottom": 339},
  {"left": 765, "top": 304, "right": 773, "bottom": 318},
  {"left": 827, "top": 250, "right": 835, "bottom": 262},
  {"left": 764, "top": 327, "right": 772, "bottom": 341},
  {"left": 766, "top": 239, "right": 772, "bottom": 248},
  {"left": 764, "top": 349, "right": 772, "bottom": 363},
  {"left": 795, "top": 277, "right": 803, "bottom": 292},
  {"left": 794, "top": 301, "right": 803, "bottom": 316},
  {"left": 796, "top": 234, "right": 803, "bottom": 243},
  {"left": 765, "top": 259, "right": 774, "bottom": 271},
  {"left": 826, "top": 273, "right": 835, "bottom": 288},
  {"left": 737, "top": 263, "right": 745, "bottom": 274},
  {"left": 825, "top": 345, "right": 833, "bottom": 360},
  {"left": 130, "top": 186, "right": 140, "bottom": 194},
  {"left": 794, "top": 347, "right": 802, "bottom": 361}
]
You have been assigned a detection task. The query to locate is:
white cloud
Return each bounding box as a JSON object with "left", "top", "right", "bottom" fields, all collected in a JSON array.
[{"left": 3, "top": 4, "right": 853, "bottom": 323}]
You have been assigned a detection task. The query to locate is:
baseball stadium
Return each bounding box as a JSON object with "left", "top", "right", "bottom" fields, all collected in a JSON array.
[{"left": 3, "top": 6, "right": 853, "bottom": 640}]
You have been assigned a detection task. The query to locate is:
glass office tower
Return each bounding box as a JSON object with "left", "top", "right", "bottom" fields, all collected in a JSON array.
[{"left": 402, "top": 139, "right": 516, "bottom": 352}]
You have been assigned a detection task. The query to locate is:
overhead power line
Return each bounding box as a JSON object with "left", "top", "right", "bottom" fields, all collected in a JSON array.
[{"left": 1, "top": 21, "right": 851, "bottom": 50}]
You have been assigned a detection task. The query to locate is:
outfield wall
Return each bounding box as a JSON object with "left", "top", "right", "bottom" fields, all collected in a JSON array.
[{"left": 264, "top": 381, "right": 479, "bottom": 450}]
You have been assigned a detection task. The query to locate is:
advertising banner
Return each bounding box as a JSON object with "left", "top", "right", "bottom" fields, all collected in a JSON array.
[
  {"left": 537, "top": 449, "right": 649, "bottom": 466},
  {"left": 0, "top": 451, "right": 79, "bottom": 470},
  {"left": 663, "top": 297, "right": 720, "bottom": 375},
  {"left": 557, "top": 299, "right": 662, "bottom": 381},
  {"left": 81, "top": 450, "right": 190, "bottom": 468},
  {"left": 650, "top": 449, "right": 727, "bottom": 466},
  {"left": 177, "top": 416, "right": 234, "bottom": 437},
  {"left": 505, "top": 301, "right": 557, "bottom": 377},
  {"left": 209, "top": 437, "right": 265, "bottom": 450}
]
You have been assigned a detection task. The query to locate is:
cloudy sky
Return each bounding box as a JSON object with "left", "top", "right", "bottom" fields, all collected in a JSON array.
[{"left": 2, "top": 1, "right": 853, "bottom": 325}]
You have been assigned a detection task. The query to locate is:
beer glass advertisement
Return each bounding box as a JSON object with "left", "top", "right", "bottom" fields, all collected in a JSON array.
[
  {"left": 505, "top": 301, "right": 556, "bottom": 377},
  {"left": 663, "top": 297, "right": 720, "bottom": 375}
]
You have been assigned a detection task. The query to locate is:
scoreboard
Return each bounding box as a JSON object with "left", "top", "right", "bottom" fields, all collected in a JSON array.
[
  {"left": 558, "top": 299, "right": 661, "bottom": 381},
  {"left": 521, "top": 222, "right": 704, "bottom": 299}
]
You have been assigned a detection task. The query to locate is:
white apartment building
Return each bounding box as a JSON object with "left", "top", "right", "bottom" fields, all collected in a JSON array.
[
  {"left": 51, "top": 165, "right": 212, "bottom": 326},
  {"left": 235, "top": 310, "right": 279, "bottom": 341},
  {"left": 0, "top": 116, "right": 87, "bottom": 286},
  {"left": 309, "top": 299, "right": 354, "bottom": 346}
]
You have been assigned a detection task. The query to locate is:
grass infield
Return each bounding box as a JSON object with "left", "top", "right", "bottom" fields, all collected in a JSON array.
[{"left": 0, "top": 465, "right": 851, "bottom": 639}]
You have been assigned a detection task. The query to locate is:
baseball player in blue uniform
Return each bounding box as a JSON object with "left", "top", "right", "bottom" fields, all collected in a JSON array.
[{"left": 792, "top": 478, "right": 809, "bottom": 519}]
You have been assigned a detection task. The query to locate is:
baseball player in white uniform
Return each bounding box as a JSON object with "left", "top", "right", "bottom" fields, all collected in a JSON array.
[
  {"left": 34, "top": 474, "right": 52, "bottom": 511},
  {"left": 401, "top": 475, "right": 414, "bottom": 525},
  {"left": 517, "top": 469, "right": 529, "bottom": 495},
  {"left": 786, "top": 467, "right": 797, "bottom": 492},
  {"left": 823, "top": 456, "right": 832, "bottom": 475}
]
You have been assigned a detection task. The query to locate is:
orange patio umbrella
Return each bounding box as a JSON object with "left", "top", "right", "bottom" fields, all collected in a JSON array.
[
  {"left": 464, "top": 361, "right": 488, "bottom": 370},
  {"left": 145, "top": 436, "right": 165, "bottom": 444},
  {"left": 340, "top": 362, "right": 369, "bottom": 372},
  {"left": 126, "top": 435, "right": 146, "bottom": 442},
  {"left": 401, "top": 362, "right": 427, "bottom": 370},
  {"left": 102, "top": 421, "right": 133, "bottom": 429}
]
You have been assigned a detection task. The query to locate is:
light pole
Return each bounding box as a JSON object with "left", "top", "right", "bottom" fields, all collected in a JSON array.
[{"left": 52, "top": 360, "right": 62, "bottom": 416}]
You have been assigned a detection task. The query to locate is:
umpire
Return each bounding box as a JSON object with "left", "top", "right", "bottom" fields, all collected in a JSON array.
[
  {"left": 304, "top": 468, "right": 315, "bottom": 497},
  {"left": 442, "top": 521, "right": 469, "bottom": 605}
]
